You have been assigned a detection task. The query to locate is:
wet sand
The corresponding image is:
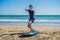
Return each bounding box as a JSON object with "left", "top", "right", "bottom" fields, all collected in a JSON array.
[{"left": 0, "top": 25, "right": 60, "bottom": 40}]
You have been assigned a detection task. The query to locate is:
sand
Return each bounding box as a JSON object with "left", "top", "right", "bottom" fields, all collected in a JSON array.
[{"left": 0, "top": 25, "right": 60, "bottom": 40}]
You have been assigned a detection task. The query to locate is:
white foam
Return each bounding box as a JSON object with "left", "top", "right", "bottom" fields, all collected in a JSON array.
[{"left": 0, "top": 19, "right": 60, "bottom": 22}]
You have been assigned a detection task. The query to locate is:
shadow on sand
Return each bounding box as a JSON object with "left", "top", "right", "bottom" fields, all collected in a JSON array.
[{"left": 0, "top": 32, "right": 37, "bottom": 38}]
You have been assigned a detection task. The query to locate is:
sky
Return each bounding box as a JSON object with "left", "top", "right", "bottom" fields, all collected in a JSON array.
[{"left": 0, "top": 0, "right": 60, "bottom": 15}]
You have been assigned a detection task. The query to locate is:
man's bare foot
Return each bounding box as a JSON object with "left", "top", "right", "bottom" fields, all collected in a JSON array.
[{"left": 30, "top": 29, "right": 34, "bottom": 32}]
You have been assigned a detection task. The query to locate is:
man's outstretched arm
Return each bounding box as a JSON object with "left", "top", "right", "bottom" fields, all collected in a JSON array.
[{"left": 25, "top": 9, "right": 28, "bottom": 12}]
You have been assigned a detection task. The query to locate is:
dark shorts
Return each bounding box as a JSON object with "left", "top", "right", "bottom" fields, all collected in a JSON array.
[{"left": 29, "top": 18, "right": 35, "bottom": 23}]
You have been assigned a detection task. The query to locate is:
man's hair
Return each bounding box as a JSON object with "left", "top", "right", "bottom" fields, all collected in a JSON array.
[{"left": 29, "top": 5, "right": 33, "bottom": 8}]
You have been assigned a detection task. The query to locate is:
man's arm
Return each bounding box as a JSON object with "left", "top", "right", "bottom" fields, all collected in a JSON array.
[{"left": 25, "top": 9, "right": 28, "bottom": 12}]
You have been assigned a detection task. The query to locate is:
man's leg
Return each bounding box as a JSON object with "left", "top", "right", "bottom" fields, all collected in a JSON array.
[{"left": 28, "top": 21, "right": 34, "bottom": 32}]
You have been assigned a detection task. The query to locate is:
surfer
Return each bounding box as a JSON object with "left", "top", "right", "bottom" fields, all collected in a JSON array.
[{"left": 25, "top": 5, "right": 35, "bottom": 32}]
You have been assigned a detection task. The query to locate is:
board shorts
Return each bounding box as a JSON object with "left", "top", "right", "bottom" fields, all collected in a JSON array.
[{"left": 29, "top": 18, "right": 35, "bottom": 23}]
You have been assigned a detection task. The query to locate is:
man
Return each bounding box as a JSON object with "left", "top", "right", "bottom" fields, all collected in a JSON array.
[{"left": 25, "top": 5, "right": 35, "bottom": 32}]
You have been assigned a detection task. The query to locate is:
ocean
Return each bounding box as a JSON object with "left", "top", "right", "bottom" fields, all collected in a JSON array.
[{"left": 0, "top": 15, "right": 60, "bottom": 26}]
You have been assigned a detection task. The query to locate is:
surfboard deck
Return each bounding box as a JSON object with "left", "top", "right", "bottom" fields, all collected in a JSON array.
[
  {"left": 20, "top": 33, "right": 35, "bottom": 36},
  {"left": 19, "top": 30, "right": 38, "bottom": 38}
]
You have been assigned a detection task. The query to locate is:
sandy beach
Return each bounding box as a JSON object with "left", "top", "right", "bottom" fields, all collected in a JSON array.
[{"left": 0, "top": 25, "right": 60, "bottom": 40}]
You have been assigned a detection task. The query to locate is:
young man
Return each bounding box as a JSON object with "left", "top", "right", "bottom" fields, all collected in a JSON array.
[{"left": 25, "top": 5, "right": 35, "bottom": 32}]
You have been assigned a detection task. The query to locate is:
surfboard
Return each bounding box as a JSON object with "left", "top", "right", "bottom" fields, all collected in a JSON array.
[{"left": 19, "top": 30, "right": 38, "bottom": 38}]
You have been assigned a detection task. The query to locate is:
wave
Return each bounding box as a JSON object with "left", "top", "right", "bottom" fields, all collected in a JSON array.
[{"left": 0, "top": 19, "right": 60, "bottom": 22}]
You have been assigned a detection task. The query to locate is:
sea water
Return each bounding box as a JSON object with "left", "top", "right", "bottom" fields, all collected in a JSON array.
[{"left": 0, "top": 15, "right": 60, "bottom": 26}]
